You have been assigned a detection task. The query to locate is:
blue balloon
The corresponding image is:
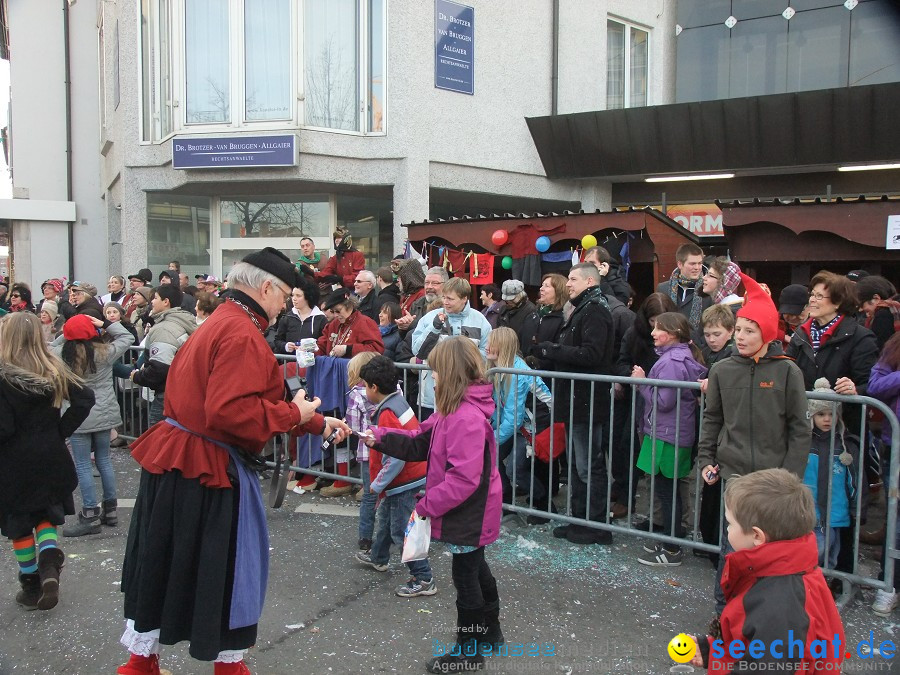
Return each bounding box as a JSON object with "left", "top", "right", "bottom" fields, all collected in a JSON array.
[{"left": 535, "top": 236, "right": 551, "bottom": 252}]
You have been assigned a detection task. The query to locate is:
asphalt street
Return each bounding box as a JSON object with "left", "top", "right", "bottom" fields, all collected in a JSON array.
[{"left": 0, "top": 449, "right": 897, "bottom": 674}]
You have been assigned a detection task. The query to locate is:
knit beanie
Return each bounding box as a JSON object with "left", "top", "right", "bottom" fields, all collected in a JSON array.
[
  {"left": 104, "top": 301, "right": 126, "bottom": 318},
  {"left": 63, "top": 314, "right": 97, "bottom": 341},
  {"left": 397, "top": 258, "right": 425, "bottom": 294},
  {"left": 736, "top": 273, "right": 778, "bottom": 344},
  {"left": 808, "top": 378, "right": 853, "bottom": 466},
  {"left": 40, "top": 300, "right": 59, "bottom": 322},
  {"left": 41, "top": 278, "right": 64, "bottom": 295}
]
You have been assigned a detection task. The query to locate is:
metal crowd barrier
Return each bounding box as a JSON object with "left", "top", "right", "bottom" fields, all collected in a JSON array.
[{"left": 117, "top": 345, "right": 900, "bottom": 599}]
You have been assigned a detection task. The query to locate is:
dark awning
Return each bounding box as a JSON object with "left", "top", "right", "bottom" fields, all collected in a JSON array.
[
  {"left": 526, "top": 83, "right": 900, "bottom": 180},
  {"left": 718, "top": 196, "right": 900, "bottom": 262}
]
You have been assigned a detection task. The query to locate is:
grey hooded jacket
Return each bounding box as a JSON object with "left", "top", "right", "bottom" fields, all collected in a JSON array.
[{"left": 51, "top": 320, "right": 134, "bottom": 433}]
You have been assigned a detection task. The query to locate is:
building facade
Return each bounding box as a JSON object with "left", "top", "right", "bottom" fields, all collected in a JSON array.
[{"left": 1, "top": 0, "right": 678, "bottom": 287}]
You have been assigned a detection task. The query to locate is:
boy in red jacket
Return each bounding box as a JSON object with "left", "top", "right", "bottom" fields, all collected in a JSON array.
[
  {"left": 353, "top": 356, "right": 435, "bottom": 598},
  {"left": 692, "top": 468, "right": 845, "bottom": 672}
]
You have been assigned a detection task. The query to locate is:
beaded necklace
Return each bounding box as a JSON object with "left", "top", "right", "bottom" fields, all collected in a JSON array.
[{"left": 227, "top": 296, "right": 264, "bottom": 334}]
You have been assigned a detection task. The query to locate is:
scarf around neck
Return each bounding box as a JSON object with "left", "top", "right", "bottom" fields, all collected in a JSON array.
[
  {"left": 296, "top": 252, "right": 321, "bottom": 266},
  {"left": 667, "top": 270, "right": 703, "bottom": 330}
]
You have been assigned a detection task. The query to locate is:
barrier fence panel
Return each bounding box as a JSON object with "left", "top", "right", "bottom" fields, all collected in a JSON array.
[
  {"left": 485, "top": 365, "right": 900, "bottom": 599},
  {"left": 116, "top": 345, "right": 899, "bottom": 597}
]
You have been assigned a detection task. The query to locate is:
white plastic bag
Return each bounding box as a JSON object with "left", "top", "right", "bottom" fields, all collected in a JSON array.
[{"left": 401, "top": 509, "right": 431, "bottom": 562}]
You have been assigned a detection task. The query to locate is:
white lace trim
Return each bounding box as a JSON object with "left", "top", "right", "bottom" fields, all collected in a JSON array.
[
  {"left": 120, "top": 619, "right": 160, "bottom": 656},
  {"left": 214, "top": 649, "right": 247, "bottom": 663}
]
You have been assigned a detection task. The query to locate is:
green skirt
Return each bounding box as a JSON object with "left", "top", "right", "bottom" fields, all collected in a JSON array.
[{"left": 636, "top": 436, "right": 692, "bottom": 479}]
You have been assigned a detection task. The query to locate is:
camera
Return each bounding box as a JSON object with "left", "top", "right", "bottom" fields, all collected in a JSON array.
[{"left": 284, "top": 375, "right": 305, "bottom": 400}]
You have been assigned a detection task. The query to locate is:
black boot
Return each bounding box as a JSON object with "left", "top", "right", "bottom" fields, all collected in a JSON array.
[
  {"left": 15, "top": 573, "right": 41, "bottom": 610},
  {"left": 100, "top": 499, "right": 118, "bottom": 527},
  {"left": 37, "top": 547, "right": 65, "bottom": 610},
  {"left": 479, "top": 579, "right": 504, "bottom": 653},
  {"left": 426, "top": 603, "right": 485, "bottom": 673},
  {"left": 62, "top": 507, "right": 101, "bottom": 537}
]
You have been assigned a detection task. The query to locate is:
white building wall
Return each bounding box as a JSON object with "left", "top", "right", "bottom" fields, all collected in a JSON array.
[
  {"left": 7, "top": 0, "right": 69, "bottom": 288},
  {"left": 6, "top": 0, "right": 106, "bottom": 289},
  {"left": 10, "top": 0, "right": 680, "bottom": 280}
]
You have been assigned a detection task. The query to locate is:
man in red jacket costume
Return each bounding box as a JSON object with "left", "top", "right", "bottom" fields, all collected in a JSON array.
[{"left": 118, "top": 247, "right": 349, "bottom": 675}]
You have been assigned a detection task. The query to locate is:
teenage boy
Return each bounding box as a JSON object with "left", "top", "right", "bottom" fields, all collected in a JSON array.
[
  {"left": 697, "top": 274, "right": 810, "bottom": 612},
  {"left": 691, "top": 468, "right": 844, "bottom": 672},
  {"left": 354, "top": 356, "right": 435, "bottom": 598}
]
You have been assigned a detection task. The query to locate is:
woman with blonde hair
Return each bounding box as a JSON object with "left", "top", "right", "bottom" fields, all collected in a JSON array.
[
  {"left": 0, "top": 312, "right": 94, "bottom": 610},
  {"left": 485, "top": 327, "right": 552, "bottom": 510}
]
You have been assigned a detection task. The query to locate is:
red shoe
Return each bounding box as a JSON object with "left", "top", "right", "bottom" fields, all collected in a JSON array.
[
  {"left": 213, "top": 661, "right": 252, "bottom": 675},
  {"left": 117, "top": 653, "right": 160, "bottom": 675}
]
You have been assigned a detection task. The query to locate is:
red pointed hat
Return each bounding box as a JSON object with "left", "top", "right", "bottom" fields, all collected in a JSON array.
[{"left": 736, "top": 273, "right": 778, "bottom": 344}]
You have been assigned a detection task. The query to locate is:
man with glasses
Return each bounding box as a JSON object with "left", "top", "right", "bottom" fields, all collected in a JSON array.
[
  {"left": 353, "top": 270, "right": 379, "bottom": 323},
  {"left": 119, "top": 247, "right": 346, "bottom": 675}
]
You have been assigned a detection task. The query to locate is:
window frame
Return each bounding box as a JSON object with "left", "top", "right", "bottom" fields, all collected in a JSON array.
[
  {"left": 138, "top": 0, "right": 387, "bottom": 144},
  {"left": 606, "top": 17, "right": 651, "bottom": 110}
]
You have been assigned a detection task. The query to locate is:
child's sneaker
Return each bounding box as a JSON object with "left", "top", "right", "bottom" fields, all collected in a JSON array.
[
  {"left": 873, "top": 589, "right": 898, "bottom": 616},
  {"left": 395, "top": 577, "right": 437, "bottom": 597},
  {"left": 638, "top": 545, "right": 683, "bottom": 567},
  {"left": 354, "top": 550, "right": 387, "bottom": 572}
]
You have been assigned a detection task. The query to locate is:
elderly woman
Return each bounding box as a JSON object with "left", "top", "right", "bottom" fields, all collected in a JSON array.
[
  {"left": 8, "top": 283, "right": 35, "bottom": 313},
  {"left": 194, "top": 291, "right": 223, "bottom": 326},
  {"left": 317, "top": 289, "right": 384, "bottom": 358},
  {"left": 118, "top": 247, "right": 349, "bottom": 675}
]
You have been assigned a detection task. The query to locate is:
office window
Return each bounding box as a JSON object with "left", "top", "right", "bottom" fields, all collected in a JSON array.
[
  {"left": 607, "top": 19, "right": 649, "bottom": 110},
  {"left": 140, "top": 0, "right": 386, "bottom": 141}
]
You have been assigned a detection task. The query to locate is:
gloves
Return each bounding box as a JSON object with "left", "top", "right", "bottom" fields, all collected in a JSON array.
[{"left": 534, "top": 341, "right": 555, "bottom": 358}]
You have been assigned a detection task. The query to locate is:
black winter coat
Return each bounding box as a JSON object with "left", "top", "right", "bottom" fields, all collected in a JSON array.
[
  {"left": 274, "top": 309, "right": 328, "bottom": 354},
  {"left": 600, "top": 262, "right": 632, "bottom": 305},
  {"left": 0, "top": 363, "right": 95, "bottom": 524},
  {"left": 786, "top": 315, "right": 878, "bottom": 430},
  {"left": 498, "top": 299, "right": 537, "bottom": 350},
  {"left": 535, "top": 287, "right": 615, "bottom": 422},
  {"left": 520, "top": 308, "right": 564, "bottom": 371}
]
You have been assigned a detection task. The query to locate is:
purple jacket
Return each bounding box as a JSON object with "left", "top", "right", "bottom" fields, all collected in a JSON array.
[
  {"left": 639, "top": 343, "right": 707, "bottom": 448},
  {"left": 373, "top": 382, "right": 502, "bottom": 548},
  {"left": 867, "top": 362, "right": 900, "bottom": 447}
]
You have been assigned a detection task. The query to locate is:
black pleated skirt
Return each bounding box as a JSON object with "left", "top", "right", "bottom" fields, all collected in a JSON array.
[{"left": 121, "top": 468, "right": 257, "bottom": 661}]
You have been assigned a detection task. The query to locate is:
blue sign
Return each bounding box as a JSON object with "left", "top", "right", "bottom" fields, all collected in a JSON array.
[
  {"left": 435, "top": 0, "right": 474, "bottom": 95},
  {"left": 172, "top": 135, "right": 297, "bottom": 169}
]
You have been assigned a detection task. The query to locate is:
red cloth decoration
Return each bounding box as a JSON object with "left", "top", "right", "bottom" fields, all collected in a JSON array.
[
  {"left": 444, "top": 249, "right": 469, "bottom": 278},
  {"left": 469, "top": 253, "right": 494, "bottom": 285},
  {"left": 507, "top": 223, "right": 567, "bottom": 258}
]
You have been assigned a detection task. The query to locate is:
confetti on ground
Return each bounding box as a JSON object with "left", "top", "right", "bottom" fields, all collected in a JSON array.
[
  {"left": 667, "top": 579, "right": 682, "bottom": 587},
  {"left": 285, "top": 624, "right": 305, "bottom": 629},
  {"left": 417, "top": 609, "right": 432, "bottom": 614}
]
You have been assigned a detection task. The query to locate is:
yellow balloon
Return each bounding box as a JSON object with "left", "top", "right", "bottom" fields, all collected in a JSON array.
[
  {"left": 667, "top": 634, "right": 697, "bottom": 664},
  {"left": 581, "top": 234, "right": 598, "bottom": 249}
]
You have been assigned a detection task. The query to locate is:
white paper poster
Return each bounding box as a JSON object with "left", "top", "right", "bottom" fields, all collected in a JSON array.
[{"left": 887, "top": 215, "right": 900, "bottom": 250}]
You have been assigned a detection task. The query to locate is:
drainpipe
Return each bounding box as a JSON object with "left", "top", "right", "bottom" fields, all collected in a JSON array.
[
  {"left": 551, "top": 0, "right": 559, "bottom": 115},
  {"left": 63, "top": 0, "right": 74, "bottom": 281}
]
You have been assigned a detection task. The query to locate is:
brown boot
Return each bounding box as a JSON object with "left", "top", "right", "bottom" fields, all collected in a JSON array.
[
  {"left": 15, "top": 573, "right": 41, "bottom": 610},
  {"left": 37, "top": 547, "right": 65, "bottom": 610}
]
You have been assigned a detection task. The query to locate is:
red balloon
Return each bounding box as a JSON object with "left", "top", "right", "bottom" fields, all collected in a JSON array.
[{"left": 491, "top": 229, "right": 509, "bottom": 246}]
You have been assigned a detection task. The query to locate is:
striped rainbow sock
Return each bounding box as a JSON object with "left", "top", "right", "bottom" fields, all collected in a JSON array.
[
  {"left": 35, "top": 521, "right": 59, "bottom": 553},
  {"left": 13, "top": 535, "right": 37, "bottom": 574}
]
